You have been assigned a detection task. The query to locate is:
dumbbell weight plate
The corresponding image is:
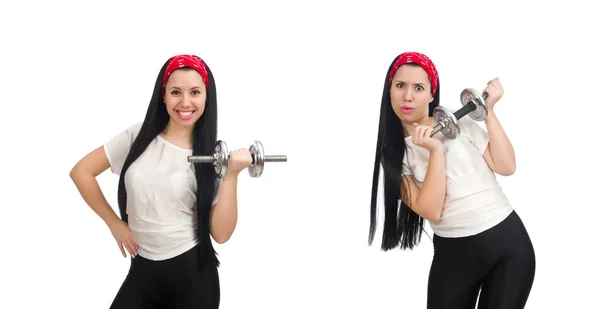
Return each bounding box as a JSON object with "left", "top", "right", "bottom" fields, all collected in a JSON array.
[
  {"left": 433, "top": 106, "right": 460, "bottom": 139},
  {"left": 214, "top": 140, "right": 229, "bottom": 178},
  {"left": 460, "top": 88, "right": 488, "bottom": 121},
  {"left": 248, "top": 140, "right": 264, "bottom": 178}
]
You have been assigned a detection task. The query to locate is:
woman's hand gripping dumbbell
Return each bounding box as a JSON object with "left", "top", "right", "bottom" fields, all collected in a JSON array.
[
  {"left": 429, "top": 88, "right": 490, "bottom": 139},
  {"left": 187, "top": 140, "right": 287, "bottom": 178}
]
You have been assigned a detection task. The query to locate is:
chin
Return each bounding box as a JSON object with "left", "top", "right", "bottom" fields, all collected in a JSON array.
[
  {"left": 397, "top": 112, "right": 426, "bottom": 123},
  {"left": 178, "top": 117, "right": 201, "bottom": 126},
  {"left": 394, "top": 112, "right": 412, "bottom": 122},
  {"left": 177, "top": 119, "right": 198, "bottom": 126}
]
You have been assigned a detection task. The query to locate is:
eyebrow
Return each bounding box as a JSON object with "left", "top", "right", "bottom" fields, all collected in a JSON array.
[
  {"left": 168, "top": 86, "right": 203, "bottom": 90},
  {"left": 395, "top": 80, "right": 426, "bottom": 86}
]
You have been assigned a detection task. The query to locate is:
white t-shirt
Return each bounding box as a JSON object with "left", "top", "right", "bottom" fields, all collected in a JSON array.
[
  {"left": 401, "top": 116, "right": 513, "bottom": 238},
  {"left": 104, "top": 122, "right": 219, "bottom": 261}
]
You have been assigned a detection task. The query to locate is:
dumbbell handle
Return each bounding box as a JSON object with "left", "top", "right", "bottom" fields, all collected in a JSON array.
[
  {"left": 454, "top": 92, "right": 488, "bottom": 120},
  {"left": 430, "top": 92, "right": 488, "bottom": 137},
  {"left": 188, "top": 154, "right": 287, "bottom": 164}
]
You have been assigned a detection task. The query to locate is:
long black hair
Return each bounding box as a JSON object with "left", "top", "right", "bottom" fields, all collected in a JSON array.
[
  {"left": 117, "top": 55, "right": 219, "bottom": 267},
  {"left": 368, "top": 60, "right": 440, "bottom": 251}
]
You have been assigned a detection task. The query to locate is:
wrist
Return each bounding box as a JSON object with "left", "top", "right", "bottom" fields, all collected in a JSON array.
[
  {"left": 485, "top": 109, "right": 498, "bottom": 122},
  {"left": 223, "top": 172, "right": 239, "bottom": 182},
  {"left": 429, "top": 147, "right": 444, "bottom": 156},
  {"left": 105, "top": 215, "right": 121, "bottom": 228}
]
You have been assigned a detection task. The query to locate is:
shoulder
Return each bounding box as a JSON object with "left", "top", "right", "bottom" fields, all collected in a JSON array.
[
  {"left": 460, "top": 116, "right": 487, "bottom": 136},
  {"left": 104, "top": 121, "right": 144, "bottom": 156},
  {"left": 401, "top": 137, "right": 429, "bottom": 179},
  {"left": 103, "top": 122, "right": 143, "bottom": 175},
  {"left": 458, "top": 116, "right": 489, "bottom": 154},
  {"left": 124, "top": 121, "right": 143, "bottom": 137},
  {"left": 109, "top": 122, "right": 143, "bottom": 142},
  {"left": 403, "top": 137, "right": 428, "bottom": 162}
]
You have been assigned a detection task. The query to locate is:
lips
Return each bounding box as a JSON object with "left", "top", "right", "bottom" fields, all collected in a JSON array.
[
  {"left": 400, "top": 106, "right": 414, "bottom": 114},
  {"left": 176, "top": 110, "right": 195, "bottom": 120}
]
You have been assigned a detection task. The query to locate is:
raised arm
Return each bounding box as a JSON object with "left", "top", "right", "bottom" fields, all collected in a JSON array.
[
  {"left": 401, "top": 123, "right": 447, "bottom": 222},
  {"left": 401, "top": 148, "right": 446, "bottom": 222},
  {"left": 209, "top": 148, "right": 253, "bottom": 244},
  {"left": 209, "top": 173, "right": 239, "bottom": 244},
  {"left": 481, "top": 78, "right": 516, "bottom": 176}
]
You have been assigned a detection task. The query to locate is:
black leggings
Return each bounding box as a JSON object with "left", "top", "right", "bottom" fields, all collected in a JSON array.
[
  {"left": 427, "top": 211, "right": 536, "bottom": 309},
  {"left": 110, "top": 245, "right": 220, "bottom": 309}
]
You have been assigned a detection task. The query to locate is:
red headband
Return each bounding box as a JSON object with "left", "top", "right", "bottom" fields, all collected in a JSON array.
[
  {"left": 162, "top": 54, "right": 210, "bottom": 94},
  {"left": 388, "top": 52, "right": 439, "bottom": 97}
]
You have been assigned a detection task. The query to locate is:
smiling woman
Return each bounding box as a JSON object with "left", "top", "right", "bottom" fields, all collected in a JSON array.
[
  {"left": 162, "top": 58, "right": 208, "bottom": 135},
  {"left": 68, "top": 54, "right": 254, "bottom": 309},
  {"left": 165, "top": 69, "right": 206, "bottom": 119}
]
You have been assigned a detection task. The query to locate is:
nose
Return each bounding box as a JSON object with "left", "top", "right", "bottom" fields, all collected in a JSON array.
[
  {"left": 403, "top": 88, "right": 413, "bottom": 101},
  {"left": 180, "top": 93, "right": 192, "bottom": 107}
]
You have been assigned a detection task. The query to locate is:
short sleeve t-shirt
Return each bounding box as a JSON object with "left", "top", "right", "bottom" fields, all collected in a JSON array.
[
  {"left": 104, "top": 122, "right": 219, "bottom": 260},
  {"left": 401, "top": 116, "right": 513, "bottom": 238}
]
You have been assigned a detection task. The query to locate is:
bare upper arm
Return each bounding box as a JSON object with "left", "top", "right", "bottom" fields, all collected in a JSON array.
[
  {"left": 482, "top": 144, "right": 498, "bottom": 173},
  {"left": 400, "top": 175, "right": 446, "bottom": 221},
  {"left": 400, "top": 175, "right": 420, "bottom": 208},
  {"left": 70, "top": 146, "right": 111, "bottom": 178}
]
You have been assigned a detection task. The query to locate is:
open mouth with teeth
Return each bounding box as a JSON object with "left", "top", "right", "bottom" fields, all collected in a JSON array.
[{"left": 176, "top": 110, "right": 196, "bottom": 120}]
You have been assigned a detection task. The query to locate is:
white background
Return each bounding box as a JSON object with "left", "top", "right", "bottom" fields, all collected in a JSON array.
[{"left": 1, "top": 0, "right": 598, "bottom": 308}]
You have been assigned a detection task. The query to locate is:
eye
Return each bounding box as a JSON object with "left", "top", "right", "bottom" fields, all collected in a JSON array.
[
  {"left": 192, "top": 90, "right": 201, "bottom": 95},
  {"left": 171, "top": 90, "right": 180, "bottom": 95},
  {"left": 416, "top": 85, "right": 424, "bottom": 91},
  {"left": 396, "top": 82, "right": 405, "bottom": 88}
]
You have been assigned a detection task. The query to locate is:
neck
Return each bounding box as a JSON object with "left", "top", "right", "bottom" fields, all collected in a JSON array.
[
  {"left": 162, "top": 121, "right": 194, "bottom": 144},
  {"left": 402, "top": 116, "right": 435, "bottom": 137}
]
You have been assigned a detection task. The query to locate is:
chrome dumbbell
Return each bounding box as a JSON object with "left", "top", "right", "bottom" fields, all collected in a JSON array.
[
  {"left": 430, "top": 88, "right": 489, "bottom": 139},
  {"left": 187, "top": 140, "right": 287, "bottom": 178}
]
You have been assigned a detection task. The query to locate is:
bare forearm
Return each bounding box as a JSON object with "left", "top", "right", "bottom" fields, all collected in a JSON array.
[
  {"left": 485, "top": 110, "right": 516, "bottom": 174},
  {"left": 210, "top": 173, "right": 239, "bottom": 244},
  {"left": 70, "top": 171, "right": 121, "bottom": 227},
  {"left": 415, "top": 149, "right": 446, "bottom": 221}
]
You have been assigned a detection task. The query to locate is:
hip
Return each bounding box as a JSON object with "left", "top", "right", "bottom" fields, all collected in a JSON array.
[{"left": 432, "top": 210, "right": 535, "bottom": 263}]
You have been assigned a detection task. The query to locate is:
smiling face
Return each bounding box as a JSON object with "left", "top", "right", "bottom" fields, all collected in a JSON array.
[
  {"left": 163, "top": 68, "right": 207, "bottom": 129},
  {"left": 390, "top": 63, "right": 434, "bottom": 124}
]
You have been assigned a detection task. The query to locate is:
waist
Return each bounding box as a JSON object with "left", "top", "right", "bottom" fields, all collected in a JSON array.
[
  {"left": 129, "top": 216, "right": 199, "bottom": 261},
  {"left": 430, "top": 187, "right": 513, "bottom": 238}
]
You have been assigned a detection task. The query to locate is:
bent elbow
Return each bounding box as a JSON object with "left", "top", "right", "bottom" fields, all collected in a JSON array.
[
  {"left": 507, "top": 164, "right": 517, "bottom": 175},
  {"left": 213, "top": 234, "right": 231, "bottom": 244},
  {"left": 413, "top": 202, "right": 442, "bottom": 222},
  {"left": 424, "top": 211, "right": 442, "bottom": 222},
  {"left": 211, "top": 229, "right": 233, "bottom": 244},
  {"left": 69, "top": 165, "right": 80, "bottom": 180},
  {"left": 496, "top": 165, "right": 516, "bottom": 176}
]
